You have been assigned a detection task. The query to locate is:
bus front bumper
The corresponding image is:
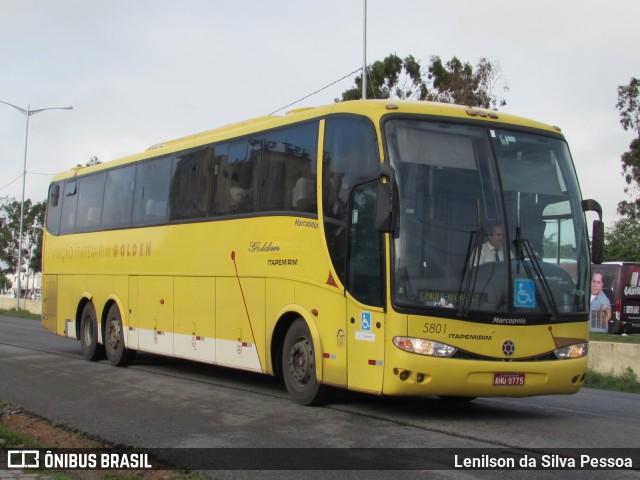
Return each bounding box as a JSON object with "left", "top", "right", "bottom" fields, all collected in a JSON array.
[{"left": 382, "top": 347, "right": 587, "bottom": 398}]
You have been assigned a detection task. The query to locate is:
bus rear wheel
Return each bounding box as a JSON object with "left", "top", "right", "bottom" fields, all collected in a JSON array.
[
  {"left": 104, "top": 304, "right": 135, "bottom": 367},
  {"left": 80, "top": 302, "right": 104, "bottom": 361},
  {"left": 282, "top": 318, "right": 327, "bottom": 406}
]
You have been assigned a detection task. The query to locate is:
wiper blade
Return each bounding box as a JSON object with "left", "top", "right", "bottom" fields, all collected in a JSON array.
[
  {"left": 458, "top": 205, "right": 486, "bottom": 317},
  {"left": 516, "top": 237, "right": 559, "bottom": 319}
]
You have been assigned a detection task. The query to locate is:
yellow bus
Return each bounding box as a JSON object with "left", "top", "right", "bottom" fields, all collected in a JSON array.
[{"left": 41, "top": 100, "right": 604, "bottom": 405}]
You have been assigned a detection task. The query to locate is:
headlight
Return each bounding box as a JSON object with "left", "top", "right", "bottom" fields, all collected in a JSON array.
[
  {"left": 554, "top": 342, "right": 588, "bottom": 359},
  {"left": 393, "top": 337, "right": 457, "bottom": 357}
]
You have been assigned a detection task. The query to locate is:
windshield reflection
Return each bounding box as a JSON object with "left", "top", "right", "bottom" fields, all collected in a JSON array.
[{"left": 385, "top": 119, "right": 589, "bottom": 317}]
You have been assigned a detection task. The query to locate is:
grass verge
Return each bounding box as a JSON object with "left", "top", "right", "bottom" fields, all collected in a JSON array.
[
  {"left": 0, "top": 307, "right": 40, "bottom": 320},
  {"left": 584, "top": 367, "right": 640, "bottom": 393},
  {"left": 589, "top": 332, "right": 640, "bottom": 344},
  {"left": 0, "top": 402, "right": 207, "bottom": 479}
]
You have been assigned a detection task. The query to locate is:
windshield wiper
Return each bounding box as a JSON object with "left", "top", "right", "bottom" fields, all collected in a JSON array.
[
  {"left": 514, "top": 232, "right": 559, "bottom": 319},
  {"left": 458, "top": 201, "right": 485, "bottom": 317}
]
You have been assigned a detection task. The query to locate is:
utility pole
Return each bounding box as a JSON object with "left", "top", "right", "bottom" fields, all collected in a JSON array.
[
  {"left": 0, "top": 100, "right": 72, "bottom": 310},
  {"left": 362, "top": 0, "right": 367, "bottom": 100}
]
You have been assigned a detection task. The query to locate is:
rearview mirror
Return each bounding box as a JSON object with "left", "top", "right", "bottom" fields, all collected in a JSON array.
[
  {"left": 591, "top": 219, "right": 604, "bottom": 264},
  {"left": 582, "top": 199, "right": 604, "bottom": 264},
  {"left": 375, "top": 164, "right": 397, "bottom": 233},
  {"left": 49, "top": 183, "right": 60, "bottom": 207},
  {"left": 375, "top": 182, "right": 394, "bottom": 232}
]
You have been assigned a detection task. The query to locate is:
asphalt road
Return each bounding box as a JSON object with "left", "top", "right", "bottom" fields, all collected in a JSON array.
[{"left": 1, "top": 315, "right": 639, "bottom": 480}]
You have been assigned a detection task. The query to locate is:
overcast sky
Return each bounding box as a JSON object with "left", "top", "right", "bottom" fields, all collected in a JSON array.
[{"left": 1, "top": 0, "right": 637, "bottom": 228}]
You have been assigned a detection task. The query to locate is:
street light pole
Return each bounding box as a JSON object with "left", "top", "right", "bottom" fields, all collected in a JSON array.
[
  {"left": 362, "top": 0, "right": 367, "bottom": 100},
  {"left": 0, "top": 100, "right": 72, "bottom": 311}
]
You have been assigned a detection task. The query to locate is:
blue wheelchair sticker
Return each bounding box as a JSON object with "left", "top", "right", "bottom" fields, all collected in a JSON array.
[
  {"left": 361, "top": 312, "right": 372, "bottom": 331},
  {"left": 514, "top": 279, "right": 535, "bottom": 308}
]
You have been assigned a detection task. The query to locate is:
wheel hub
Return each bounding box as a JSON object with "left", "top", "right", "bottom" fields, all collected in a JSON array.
[
  {"left": 289, "top": 338, "right": 313, "bottom": 385},
  {"left": 107, "top": 320, "right": 120, "bottom": 350}
]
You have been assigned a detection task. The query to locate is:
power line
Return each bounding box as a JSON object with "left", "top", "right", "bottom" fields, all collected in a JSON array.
[
  {"left": 0, "top": 173, "right": 22, "bottom": 193},
  {"left": 267, "top": 67, "right": 362, "bottom": 116}
]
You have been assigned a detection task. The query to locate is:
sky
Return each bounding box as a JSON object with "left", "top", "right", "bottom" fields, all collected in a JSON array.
[{"left": 0, "top": 0, "right": 638, "bottom": 229}]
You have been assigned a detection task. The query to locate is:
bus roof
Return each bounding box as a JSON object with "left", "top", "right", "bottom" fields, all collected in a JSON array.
[{"left": 52, "top": 100, "right": 563, "bottom": 182}]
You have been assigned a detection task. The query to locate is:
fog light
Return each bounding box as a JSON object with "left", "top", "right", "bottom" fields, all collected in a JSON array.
[{"left": 399, "top": 370, "right": 410, "bottom": 381}]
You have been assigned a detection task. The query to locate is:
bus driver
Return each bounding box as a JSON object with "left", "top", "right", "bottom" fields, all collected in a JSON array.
[{"left": 478, "top": 224, "right": 507, "bottom": 265}]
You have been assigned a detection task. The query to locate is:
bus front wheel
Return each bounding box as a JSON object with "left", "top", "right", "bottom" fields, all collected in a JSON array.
[
  {"left": 104, "top": 304, "right": 135, "bottom": 367},
  {"left": 282, "top": 318, "right": 327, "bottom": 406},
  {"left": 80, "top": 302, "right": 104, "bottom": 361}
]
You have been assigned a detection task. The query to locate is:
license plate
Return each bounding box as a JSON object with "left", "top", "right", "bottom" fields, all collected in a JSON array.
[{"left": 493, "top": 373, "right": 525, "bottom": 386}]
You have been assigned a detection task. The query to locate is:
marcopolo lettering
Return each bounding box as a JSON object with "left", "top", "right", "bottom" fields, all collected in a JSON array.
[{"left": 294, "top": 218, "right": 318, "bottom": 229}]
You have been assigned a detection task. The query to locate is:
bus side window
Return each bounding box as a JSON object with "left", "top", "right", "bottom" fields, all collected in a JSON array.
[
  {"left": 258, "top": 141, "right": 287, "bottom": 212},
  {"left": 288, "top": 124, "right": 318, "bottom": 214},
  {"left": 46, "top": 182, "right": 63, "bottom": 235},
  {"left": 349, "top": 181, "right": 384, "bottom": 307},
  {"left": 258, "top": 122, "right": 318, "bottom": 214},
  {"left": 209, "top": 143, "right": 229, "bottom": 215},
  {"left": 75, "top": 173, "right": 106, "bottom": 232},
  {"left": 292, "top": 175, "right": 315, "bottom": 211},
  {"left": 59, "top": 180, "right": 78, "bottom": 235},
  {"left": 132, "top": 156, "right": 173, "bottom": 226},
  {"left": 322, "top": 116, "right": 379, "bottom": 286},
  {"left": 214, "top": 139, "right": 259, "bottom": 215},
  {"left": 169, "top": 146, "right": 214, "bottom": 221},
  {"left": 102, "top": 165, "right": 135, "bottom": 229}
]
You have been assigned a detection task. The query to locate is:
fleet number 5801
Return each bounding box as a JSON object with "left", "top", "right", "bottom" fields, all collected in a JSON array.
[{"left": 422, "top": 322, "right": 446, "bottom": 334}]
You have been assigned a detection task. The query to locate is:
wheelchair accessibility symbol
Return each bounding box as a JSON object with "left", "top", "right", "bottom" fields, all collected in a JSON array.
[
  {"left": 361, "top": 312, "right": 372, "bottom": 331},
  {"left": 514, "top": 279, "right": 535, "bottom": 308}
]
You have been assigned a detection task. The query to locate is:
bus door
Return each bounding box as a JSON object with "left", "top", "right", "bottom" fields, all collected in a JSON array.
[{"left": 346, "top": 181, "right": 386, "bottom": 393}]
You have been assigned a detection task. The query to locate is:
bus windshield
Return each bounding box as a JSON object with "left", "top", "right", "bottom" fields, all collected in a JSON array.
[{"left": 385, "top": 119, "right": 590, "bottom": 318}]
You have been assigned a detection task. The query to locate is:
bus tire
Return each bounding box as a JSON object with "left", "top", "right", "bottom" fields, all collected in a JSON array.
[
  {"left": 104, "top": 304, "right": 135, "bottom": 367},
  {"left": 80, "top": 302, "right": 104, "bottom": 361},
  {"left": 282, "top": 318, "right": 327, "bottom": 406}
]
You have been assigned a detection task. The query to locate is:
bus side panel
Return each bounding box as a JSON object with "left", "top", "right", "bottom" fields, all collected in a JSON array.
[
  {"left": 113, "top": 274, "right": 129, "bottom": 336},
  {"left": 215, "top": 277, "right": 265, "bottom": 372},
  {"left": 127, "top": 276, "right": 139, "bottom": 350},
  {"left": 265, "top": 278, "right": 294, "bottom": 376},
  {"left": 174, "top": 276, "right": 216, "bottom": 363},
  {"left": 57, "top": 275, "right": 77, "bottom": 338},
  {"left": 136, "top": 276, "right": 174, "bottom": 356},
  {"left": 346, "top": 294, "right": 385, "bottom": 394},
  {"left": 41, "top": 274, "right": 58, "bottom": 334},
  {"left": 294, "top": 283, "right": 347, "bottom": 387}
]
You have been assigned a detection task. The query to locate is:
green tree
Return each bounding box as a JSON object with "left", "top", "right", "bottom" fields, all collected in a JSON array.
[
  {"left": 427, "top": 56, "right": 508, "bottom": 109},
  {"left": 0, "top": 198, "right": 11, "bottom": 288},
  {"left": 85, "top": 156, "right": 101, "bottom": 166},
  {"left": 0, "top": 197, "right": 46, "bottom": 296},
  {"left": 341, "top": 53, "right": 508, "bottom": 109},
  {"left": 615, "top": 77, "right": 640, "bottom": 219},
  {"left": 604, "top": 216, "right": 640, "bottom": 261},
  {"left": 0, "top": 197, "right": 19, "bottom": 279},
  {"left": 26, "top": 201, "right": 46, "bottom": 275},
  {"left": 616, "top": 77, "right": 640, "bottom": 135},
  {"left": 0, "top": 276, "right": 10, "bottom": 292}
]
